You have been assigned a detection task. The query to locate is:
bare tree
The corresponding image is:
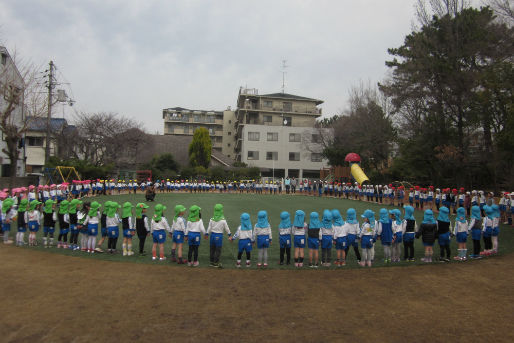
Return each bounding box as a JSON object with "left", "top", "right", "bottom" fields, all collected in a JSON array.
[
  {"left": 73, "top": 111, "right": 148, "bottom": 169},
  {"left": 484, "top": 0, "right": 514, "bottom": 25},
  {"left": 416, "top": 0, "right": 471, "bottom": 26},
  {"left": 0, "top": 47, "right": 47, "bottom": 184}
]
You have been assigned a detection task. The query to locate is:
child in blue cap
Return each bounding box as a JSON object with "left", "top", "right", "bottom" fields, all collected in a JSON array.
[
  {"left": 320, "top": 209, "right": 334, "bottom": 267},
  {"left": 253, "top": 210, "right": 272, "bottom": 268},
  {"left": 359, "top": 209, "right": 376, "bottom": 267},
  {"left": 307, "top": 212, "right": 321, "bottom": 268},
  {"left": 376, "top": 208, "right": 393, "bottom": 263},
  {"left": 453, "top": 207, "right": 468, "bottom": 261},
  {"left": 390, "top": 209, "right": 404, "bottom": 262},
  {"left": 468, "top": 205, "right": 483, "bottom": 259},
  {"left": 231, "top": 213, "right": 253, "bottom": 268},
  {"left": 278, "top": 211, "right": 292, "bottom": 266},
  {"left": 343, "top": 208, "right": 361, "bottom": 264},
  {"left": 332, "top": 209, "right": 346, "bottom": 267},
  {"left": 403, "top": 206, "right": 417, "bottom": 261},
  {"left": 292, "top": 210, "right": 307, "bottom": 268},
  {"left": 416, "top": 209, "right": 438, "bottom": 262},
  {"left": 436, "top": 206, "right": 451, "bottom": 262}
]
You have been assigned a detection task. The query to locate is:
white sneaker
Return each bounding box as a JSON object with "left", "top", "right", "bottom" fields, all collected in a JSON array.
[
  {"left": 128, "top": 251, "right": 134, "bottom": 256},
  {"left": 152, "top": 256, "right": 157, "bottom": 260},
  {"left": 123, "top": 251, "right": 127, "bottom": 256},
  {"left": 159, "top": 257, "right": 166, "bottom": 261}
]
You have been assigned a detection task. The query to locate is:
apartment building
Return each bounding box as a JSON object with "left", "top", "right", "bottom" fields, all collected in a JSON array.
[
  {"left": 162, "top": 107, "right": 235, "bottom": 153},
  {"left": 233, "top": 88, "right": 331, "bottom": 179}
]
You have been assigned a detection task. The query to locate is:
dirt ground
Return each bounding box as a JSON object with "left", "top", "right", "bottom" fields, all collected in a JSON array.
[{"left": 1, "top": 246, "right": 513, "bottom": 343}]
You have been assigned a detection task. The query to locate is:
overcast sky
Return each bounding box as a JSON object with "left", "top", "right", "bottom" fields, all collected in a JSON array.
[{"left": 1, "top": 0, "right": 422, "bottom": 133}]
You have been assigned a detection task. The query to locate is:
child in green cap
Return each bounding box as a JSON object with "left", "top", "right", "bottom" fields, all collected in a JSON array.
[
  {"left": 206, "top": 204, "right": 231, "bottom": 267},
  {"left": 150, "top": 204, "right": 170, "bottom": 261},
  {"left": 106, "top": 201, "right": 121, "bottom": 253},
  {"left": 96, "top": 201, "right": 111, "bottom": 252},
  {"left": 68, "top": 199, "right": 83, "bottom": 250},
  {"left": 57, "top": 200, "right": 70, "bottom": 249},
  {"left": 121, "top": 201, "right": 135, "bottom": 256},
  {"left": 83, "top": 201, "right": 101, "bottom": 253},
  {"left": 170, "top": 204, "right": 187, "bottom": 263},
  {"left": 16, "top": 198, "right": 28, "bottom": 246},
  {"left": 26, "top": 200, "right": 42, "bottom": 246},
  {"left": 78, "top": 202, "right": 90, "bottom": 251},
  {"left": 135, "top": 203, "right": 150, "bottom": 256},
  {"left": 185, "top": 205, "right": 206, "bottom": 266},
  {"left": 42, "top": 199, "right": 57, "bottom": 248}
]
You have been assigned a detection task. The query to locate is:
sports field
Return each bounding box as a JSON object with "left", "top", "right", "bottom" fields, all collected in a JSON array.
[{"left": 1, "top": 193, "right": 514, "bottom": 342}]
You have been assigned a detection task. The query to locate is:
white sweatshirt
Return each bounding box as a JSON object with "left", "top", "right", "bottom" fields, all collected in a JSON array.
[
  {"left": 207, "top": 219, "right": 231, "bottom": 235},
  {"left": 233, "top": 226, "right": 253, "bottom": 241},
  {"left": 83, "top": 212, "right": 100, "bottom": 225},
  {"left": 185, "top": 220, "right": 206, "bottom": 235},
  {"left": 292, "top": 223, "right": 307, "bottom": 236},
  {"left": 253, "top": 225, "right": 272, "bottom": 240},
  {"left": 333, "top": 225, "right": 347, "bottom": 239},
  {"left": 170, "top": 217, "right": 186, "bottom": 233},
  {"left": 392, "top": 221, "right": 406, "bottom": 235},
  {"left": 344, "top": 222, "right": 360, "bottom": 236},
  {"left": 151, "top": 217, "right": 171, "bottom": 232},
  {"left": 453, "top": 221, "right": 468, "bottom": 234},
  {"left": 106, "top": 214, "right": 120, "bottom": 227},
  {"left": 25, "top": 210, "right": 41, "bottom": 225},
  {"left": 321, "top": 226, "right": 334, "bottom": 237},
  {"left": 278, "top": 226, "right": 292, "bottom": 236}
]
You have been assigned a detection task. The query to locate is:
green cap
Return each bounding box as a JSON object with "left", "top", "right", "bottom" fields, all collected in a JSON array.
[
  {"left": 58, "top": 200, "right": 69, "bottom": 214},
  {"left": 153, "top": 204, "right": 166, "bottom": 222},
  {"left": 29, "top": 200, "right": 42, "bottom": 211},
  {"left": 106, "top": 201, "right": 120, "bottom": 218},
  {"left": 188, "top": 205, "right": 201, "bottom": 222},
  {"left": 174, "top": 204, "right": 186, "bottom": 221},
  {"left": 122, "top": 202, "right": 133, "bottom": 218},
  {"left": 212, "top": 203, "right": 224, "bottom": 222},
  {"left": 88, "top": 201, "right": 101, "bottom": 217},
  {"left": 2, "top": 198, "right": 14, "bottom": 213},
  {"left": 103, "top": 201, "right": 112, "bottom": 214},
  {"left": 18, "top": 198, "right": 29, "bottom": 212},
  {"left": 135, "top": 203, "right": 149, "bottom": 218},
  {"left": 68, "top": 199, "right": 82, "bottom": 214},
  {"left": 44, "top": 199, "right": 55, "bottom": 214}
]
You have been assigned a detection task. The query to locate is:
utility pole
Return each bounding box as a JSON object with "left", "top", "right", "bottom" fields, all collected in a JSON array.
[{"left": 45, "top": 61, "right": 54, "bottom": 164}]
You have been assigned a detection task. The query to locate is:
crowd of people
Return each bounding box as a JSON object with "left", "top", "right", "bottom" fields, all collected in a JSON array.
[{"left": 0, "top": 177, "right": 510, "bottom": 268}]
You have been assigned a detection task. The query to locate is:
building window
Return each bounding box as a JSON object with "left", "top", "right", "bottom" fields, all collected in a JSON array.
[
  {"left": 209, "top": 128, "right": 215, "bottom": 135},
  {"left": 311, "top": 153, "right": 323, "bottom": 162},
  {"left": 184, "top": 126, "right": 189, "bottom": 134},
  {"left": 312, "top": 134, "right": 321, "bottom": 143},
  {"left": 283, "top": 102, "right": 292, "bottom": 112},
  {"left": 228, "top": 120, "right": 231, "bottom": 124},
  {"left": 206, "top": 115, "right": 215, "bottom": 123},
  {"left": 263, "top": 100, "right": 273, "bottom": 107},
  {"left": 27, "top": 136, "right": 44, "bottom": 147},
  {"left": 194, "top": 114, "right": 201, "bottom": 122},
  {"left": 228, "top": 131, "right": 231, "bottom": 136},
  {"left": 266, "top": 151, "right": 278, "bottom": 160},
  {"left": 228, "top": 143, "right": 231, "bottom": 147},
  {"left": 289, "top": 133, "right": 301, "bottom": 142},
  {"left": 167, "top": 124, "right": 174, "bottom": 134},
  {"left": 283, "top": 116, "right": 292, "bottom": 126},
  {"left": 247, "top": 151, "right": 259, "bottom": 160},
  {"left": 289, "top": 152, "right": 300, "bottom": 161},
  {"left": 263, "top": 115, "right": 272, "bottom": 123},
  {"left": 1, "top": 53, "right": 7, "bottom": 65},
  {"left": 267, "top": 132, "right": 278, "bottom": 141},
  {"left": 248, "top": 132, "right": 260, "bottom": 141}
]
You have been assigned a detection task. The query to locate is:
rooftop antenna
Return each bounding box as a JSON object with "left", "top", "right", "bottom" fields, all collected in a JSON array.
[{"left": 281, "top": 59, "right": 288, "bottom": 93}]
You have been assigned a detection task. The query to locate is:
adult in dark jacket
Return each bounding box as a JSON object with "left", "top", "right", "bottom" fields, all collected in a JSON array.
[{"left": 416, "top": 209, "right": 438, "bottom": 263}]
